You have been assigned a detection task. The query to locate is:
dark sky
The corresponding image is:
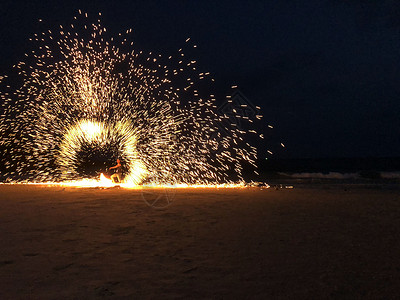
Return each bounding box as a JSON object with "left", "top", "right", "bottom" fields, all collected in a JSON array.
[{"left": 1, "top": 0, "right": 400, "bottom": 159}]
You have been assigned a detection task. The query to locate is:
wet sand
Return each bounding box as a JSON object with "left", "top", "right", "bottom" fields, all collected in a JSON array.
[{"left": 0, "top": 185, "right": 399, "bottom": 299}]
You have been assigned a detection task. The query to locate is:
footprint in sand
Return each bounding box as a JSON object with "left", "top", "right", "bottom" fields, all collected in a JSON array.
[{"left": 0, "top": 260, "right": 14, "bottom": 267}]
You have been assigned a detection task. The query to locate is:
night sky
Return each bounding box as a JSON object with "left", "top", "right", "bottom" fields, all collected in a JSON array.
[{"left": 1, "top": 0, "right": 399, "bottom": 159}]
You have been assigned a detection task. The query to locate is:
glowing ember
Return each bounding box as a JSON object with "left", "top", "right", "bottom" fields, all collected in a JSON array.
[{"left": 0, "top": 11, "right": 263, "bottom": 186}]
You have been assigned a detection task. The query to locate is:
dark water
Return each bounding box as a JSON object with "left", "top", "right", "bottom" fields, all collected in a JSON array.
[
  {"left": 261, "top": 157, "right": 400, "bottom": 173},
  {"left": 248, "top": 157, "right": 400, "bottom": 189}
]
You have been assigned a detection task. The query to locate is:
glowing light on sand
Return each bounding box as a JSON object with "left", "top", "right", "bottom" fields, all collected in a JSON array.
[
  {"left": 0, "top": 11, "right": 263, "bottom": 187},
  {"left": 0, "top": 174, "right": 256, "bottom": 189}
]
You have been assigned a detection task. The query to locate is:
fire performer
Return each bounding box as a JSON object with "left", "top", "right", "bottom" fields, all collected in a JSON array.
[{"left": 109, "top": 159, "right": 122, "bottom": 183}]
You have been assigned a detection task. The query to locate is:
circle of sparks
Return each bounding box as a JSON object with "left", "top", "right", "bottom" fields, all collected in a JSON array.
[
  {"left": 58, "top": 119, "right": 147, "bottom": 184},
  {"left": 0, "top": 11, "right": 262, "bottom": 185}
]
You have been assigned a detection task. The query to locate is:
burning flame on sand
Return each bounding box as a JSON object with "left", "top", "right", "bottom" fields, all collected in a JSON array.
[{"left": 1, "top": 174, "right": 267, "bottom": 189}]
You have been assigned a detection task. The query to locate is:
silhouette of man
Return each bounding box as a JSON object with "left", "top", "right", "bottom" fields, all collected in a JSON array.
[{"left": 109, "top": 159, "right": 122, "bottom": 183}]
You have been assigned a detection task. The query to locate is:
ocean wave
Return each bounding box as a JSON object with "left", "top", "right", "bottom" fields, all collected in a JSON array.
[{"left": 279, "top": 172, "right": 360, "bottom": 179}]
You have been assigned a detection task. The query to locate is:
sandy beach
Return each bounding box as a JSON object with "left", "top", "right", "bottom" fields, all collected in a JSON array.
[{"left": 0, "top": 184, "right": 399, "bottom": 299}]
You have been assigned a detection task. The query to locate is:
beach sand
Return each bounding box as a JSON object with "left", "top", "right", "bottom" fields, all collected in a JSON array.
[{"left": 0, "top": 184, "right": 399, "bottom": 299}]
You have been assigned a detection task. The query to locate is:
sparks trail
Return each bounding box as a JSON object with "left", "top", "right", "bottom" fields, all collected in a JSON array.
[{"left": 0, "top": 11, "right": 262, "bottom": 185}]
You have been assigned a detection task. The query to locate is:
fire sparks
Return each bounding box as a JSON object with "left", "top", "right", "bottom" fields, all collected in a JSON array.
[{"left": 0, "top": 11, "right": 263, "bottom": 187}]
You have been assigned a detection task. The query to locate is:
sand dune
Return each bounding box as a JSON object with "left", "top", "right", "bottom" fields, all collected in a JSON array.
[{"left": 0, "top": 185, "right": 399, "bottom": 299}]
